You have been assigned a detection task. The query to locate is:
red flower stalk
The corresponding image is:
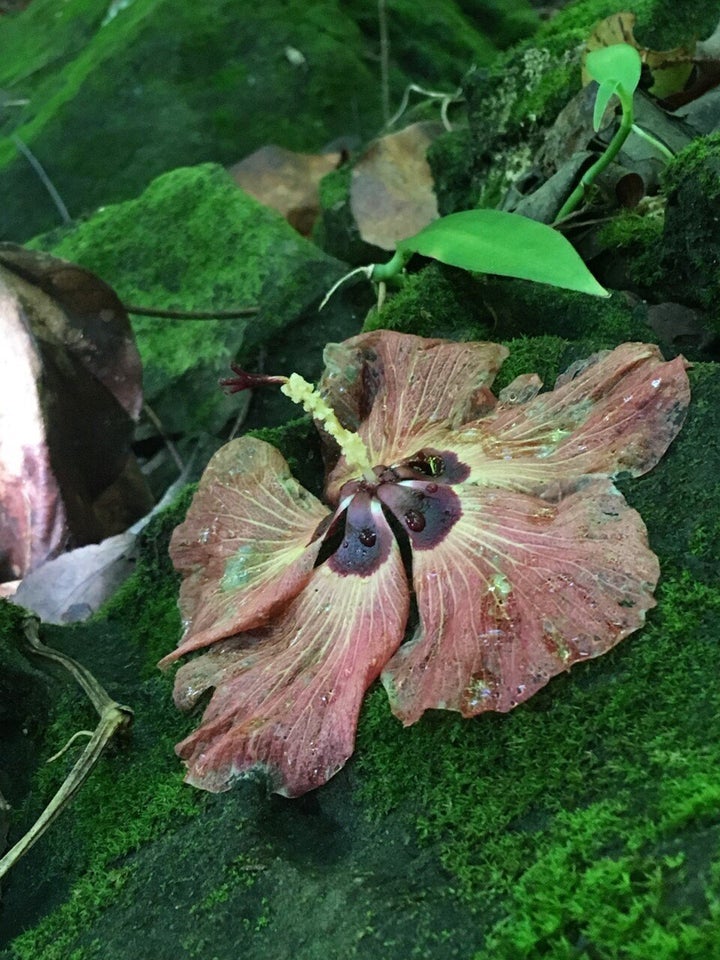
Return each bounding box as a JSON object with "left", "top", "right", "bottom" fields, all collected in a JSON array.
[{"left": 161, "top": 331, "right": 690, "bottom": 797}]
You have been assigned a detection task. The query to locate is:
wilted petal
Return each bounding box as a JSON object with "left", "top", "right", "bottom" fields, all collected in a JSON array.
[
  {"left": 458, "top": 344, "right": 690, "bottom": 494},
  {"left": 162, "top": 437, "right": 329, "bottom": 664},
  {"left": 321, "top": 331, "right": 508, "bottom": 498},
  {"left": 173, "top": 501, "right": 409, "bottom": 796},
  {"left": 382, "top": 479, "right": 659, "bottom": 724}
]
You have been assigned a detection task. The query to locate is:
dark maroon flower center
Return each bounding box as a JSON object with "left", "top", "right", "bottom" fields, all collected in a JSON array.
[{"left": 325, "top": 449, "right": 467, "bottom": 577}]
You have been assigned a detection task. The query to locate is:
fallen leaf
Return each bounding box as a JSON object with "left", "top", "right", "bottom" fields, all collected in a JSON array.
[
  {"left": 12, "top": 531, "right": 137, "bottom": 624},
  {"left": 0, "top": 245, "right": 153, "bottom": 580},
  {"left": 229, "top": 145, "right": 340, "bottom": 236},
  {"left": 350, "top": 121, "right": 443, "bottom": 251},
  {"left": 10, "top": 471, "right": 190, "bottom": 623}
]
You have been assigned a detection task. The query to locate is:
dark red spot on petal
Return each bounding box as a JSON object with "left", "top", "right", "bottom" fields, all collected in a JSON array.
[
  {"left": 377, "top": 481, "right": 461, "bottom": 549},
  {"left": 328, "top": 490, "right": 392, "bottom": 577},
  {"left": 404, "top": 510, "right": 426, "bottom": 532}
]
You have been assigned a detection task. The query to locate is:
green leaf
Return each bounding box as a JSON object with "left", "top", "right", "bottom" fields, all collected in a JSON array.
[
  {"left": 586, "top": 43, "right": 642, "bottom": 97},
  {"left": 593, "top": 78, "right": 622, "bottom": 131},
  {"left": 395, "top": 209, "right": 609, "bottom": 297}
]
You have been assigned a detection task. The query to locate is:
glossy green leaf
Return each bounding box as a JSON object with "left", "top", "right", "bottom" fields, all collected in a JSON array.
[
  {"left": 593, "top": 78, "right": 622, "bottom": 131},
  {"left": 586, "top": 43, "right": 642, "bottom": 97},
  {"left": 395, "top": 209, "right": 609, "bottom": 297}
]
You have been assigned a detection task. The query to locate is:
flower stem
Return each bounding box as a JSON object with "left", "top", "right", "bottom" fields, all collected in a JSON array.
[{"left": 554, "top": 89, "right": 634, "bottom": 223}]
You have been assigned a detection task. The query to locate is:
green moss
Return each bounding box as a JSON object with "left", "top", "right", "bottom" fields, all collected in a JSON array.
[
  {"left": 353, "top": 360, "right": 720, "bottom": 957},
  {"left": 540, "top": 0, "right": 718, "bottom": 50},
  {"left": 598, "top": 209, "right": 665, "bottom": 291},
  {"left": 31, "top": 163, "right": 344, "bottom": 436},
  {"left": 664, "top": 132, "right": 720, "bottom": 199},
  {"left": 342, "top": 0, "right": 537, "bottom": 90},
  {"left": 356, "top": 568, "right": 720, "bottom": 956},
  {"left": 362, "top": 263, "right": 495, "bottom": 340},
  {"left": 0, "top": 0, "right": 393, "bottom": 241},
  {"left": 427, "top": 128, "right": 478, "bottom": 215},
  {"left": 363, "top": 260, "right": 656, "bottom": 352},
  {"left": 657, "top": 133, "right": 720, "bottom": 317},
  {"left": 491, "top": 334, "right": 569, "bottom": 394},
  {"left": 246, "top": 415, "right": 323, "bottom": 498}
]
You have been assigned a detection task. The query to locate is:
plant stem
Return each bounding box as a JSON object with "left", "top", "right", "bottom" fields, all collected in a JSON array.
[
  {"left": 124, "top": 304, "right": 258, "bottom": 319},
  {"left": 0, "top": 618, "right": 133, "bottom": 883},
  {"left": 370, "top": 248, "right": 411, "bottom": 281},
  {"left": 554, "top": 90, "right": 634, "bottom": 223},
  {"left": 630, "top": 123, "right": 675, "bottom": 161}
]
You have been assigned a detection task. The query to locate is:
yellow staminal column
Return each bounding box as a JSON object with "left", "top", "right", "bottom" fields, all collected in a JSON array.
[{"left": 280, "top": 373, "right": 375, "bottom": 481}]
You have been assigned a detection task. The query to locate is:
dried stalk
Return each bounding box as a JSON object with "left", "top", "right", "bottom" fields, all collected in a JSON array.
[{"left": 0, "top": 618, "right": 133, "bottom": 882}]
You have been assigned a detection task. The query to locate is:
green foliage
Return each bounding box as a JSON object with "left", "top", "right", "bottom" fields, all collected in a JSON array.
[
  {"left": 370, "top": 209, "right": 609, "bottom": 296},
  {"left": 586, "top": 43, "right": 641, "bottom": 130},
  {"left": 556, "top": 43, "right": 670, "bottom": 221}
]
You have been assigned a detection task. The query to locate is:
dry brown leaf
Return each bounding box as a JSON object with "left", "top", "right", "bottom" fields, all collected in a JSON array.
[
  {"left": 350, "top": 121, "right": 443, "bottom": 251},
  {"left": 0, "top": 245, "right": 153, "bottom": 580},
  {"left": 229, "top": 145, "right": 340, "bottom": 236},
  {"left": 582, "top": 12, "right": 694, "bottom": 98},
  {"left": 12, "top": 531, "right": 137, "bottom": 624}
]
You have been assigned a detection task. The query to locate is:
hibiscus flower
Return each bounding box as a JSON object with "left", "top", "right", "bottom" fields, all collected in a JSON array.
[{"left": 160, "top": 331, "right": 690, "bottom": 797}]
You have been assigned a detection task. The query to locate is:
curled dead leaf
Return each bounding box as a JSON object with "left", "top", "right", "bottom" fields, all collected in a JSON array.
[{"left": 0, "top": 245, "right": 152, "bottom": 580}]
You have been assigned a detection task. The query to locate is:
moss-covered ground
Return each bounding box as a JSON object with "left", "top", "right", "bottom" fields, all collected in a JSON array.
[
  {"left": 2, "top": 346, "right": 718, "bottom": 960},
  {"left": 3, "top": 0, "right": 720, "bottom": 956}
]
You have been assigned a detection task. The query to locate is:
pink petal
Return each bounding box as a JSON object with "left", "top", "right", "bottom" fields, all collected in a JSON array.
[
  {"left": 161, "top": 437, "right": 329, "bottom": 665},
  {"left": 172, "top": 500, "right": 409, "bottom": 796},
  {"left": 321, "top": 331, "right": 508, "bottom": 499},
  {"left": 382, "top": 480, "right": 659, "bottom": 724},
  {"left": 459, "top": 344, "right": 690, "bottom": 493}
]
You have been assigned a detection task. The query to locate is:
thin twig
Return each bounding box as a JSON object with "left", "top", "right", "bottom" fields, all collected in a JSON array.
[
  {"left": 12, "top": 134, "right": 71, "bottom": 224},
  {"left": 227, "top": 390, "right": 252, "bottom": 441},
  {"left": 0, "top": 618, "right": 133, "bottom": 883},
  {"left": 385, "top": 82, "right": 463, "bottom": 132},
  {"left": 124, "top": 304, "right": 259, "bottom": 319},
  {"left": 378, "top": 0, "right": 390, "bottom": 126},
  {"left": 142, "top": 402, "right": 185, "bottom": 473}
]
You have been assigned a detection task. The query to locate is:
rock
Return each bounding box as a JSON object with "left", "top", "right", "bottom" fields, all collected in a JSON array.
[
  {"left": 32, "top": 163, "right": 352, "bottom": 437},
  {"left": 0, "top": 0, "right": 537, "bottom": 243},
  {"left": 660, "top": 131, "right": 720, "bottom": 315}
]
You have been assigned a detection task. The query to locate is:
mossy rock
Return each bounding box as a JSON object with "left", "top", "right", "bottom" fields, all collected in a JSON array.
[
  {"left": 30, "top": 163, "right": 351, "bottom": 437},
  {"left": 362, "top": 261, "right": 664, "bottom": 367},
  {"left": 0, "top": 0, "right": 538, "bottom": 244},
  {"left": 459, "top": 0, "right": 720, "bottom": 213},
  {"left": 0, "top": 0, "right": 381, "bottom": 242},
  {"left": 658, "top": 132, "right": 720, "bottom": 318}
]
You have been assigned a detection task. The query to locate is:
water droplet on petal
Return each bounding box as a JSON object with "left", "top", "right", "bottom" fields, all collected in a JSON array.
[
  {"left": 358, "top": 528, "right": 376, "bottom": 547},
  {"left": 404, "top": 510, "right": 426, "bottom": 532}
]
